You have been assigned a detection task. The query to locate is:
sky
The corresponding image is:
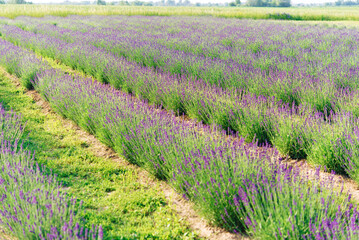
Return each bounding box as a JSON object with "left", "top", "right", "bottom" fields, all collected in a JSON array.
[{"left": 31, "top": 0, "right": 336, "bottom": 4}]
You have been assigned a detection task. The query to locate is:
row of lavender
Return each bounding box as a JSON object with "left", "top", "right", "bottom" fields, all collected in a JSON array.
[
  {"left": 6, "top": 16, "right": 359, "bottom": 115},
  {"left": 0, "top": 102, "right": 102, "bottom": 238},
  {"left": 2, "top": 21, "right": 359, "bottom": 182},
  {"left": 1, "top": 29, "right": 359, "bottom": 239}
]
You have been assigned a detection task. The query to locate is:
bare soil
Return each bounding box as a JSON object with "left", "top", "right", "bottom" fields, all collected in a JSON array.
[
  {"left": 0, "top": 227, "right": 15, "bottom": 240},
  {"left": 283, "top": 157, "right": 359, "bottom": 202}
]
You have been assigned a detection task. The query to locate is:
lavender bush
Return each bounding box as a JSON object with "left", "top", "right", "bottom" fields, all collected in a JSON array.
[
  {"left": 0, "top": 38, "right": 46, "bottom": 89},
  {"left": 0, "top": 106, "right": 102, "bottom": 239},
  {"left": 238, "top": 167, "right": 357, "bottom": 239}
]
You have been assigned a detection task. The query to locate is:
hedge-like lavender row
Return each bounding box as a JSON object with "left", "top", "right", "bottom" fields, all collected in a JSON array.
[
  {"left": 4, "top": 22, "right": 359, "bottom": 184},
  {"left": 7, "top": 16, "right": 359, "bottom": 115},
  {"left": 1, "top": 36, "right": 359, "bottom": 238},
  {"left": 0, "top": 106, "right": 103, "bottom": 239},
  {"left": 5, "top": 19, "right": 359, "bottom": 119},
  {"left": 4, "top": 22, "right": 359, "bottom": 181},
  {"left": 0, "top": 37, "right": 45, "bottom": 89},
  {"left": 4, "top": 19, "right": 356, "bottom": 120}
]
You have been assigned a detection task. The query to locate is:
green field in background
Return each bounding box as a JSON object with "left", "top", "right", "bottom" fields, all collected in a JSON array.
[{"left": 0, "top": 5, "right": 359, "bottom": 21}]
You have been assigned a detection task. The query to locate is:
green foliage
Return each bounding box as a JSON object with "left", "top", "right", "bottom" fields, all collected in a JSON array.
[
  {"left": 275, "top": 0, "right": 291, "bottom": 7},
  {"left": 246, "top": 0, "right": 291, "bottom": 7},
  {"left": 268, "top": 12, "right": 294, "bottom": 19},
  {"left": 335, "top": 0, "right": 359, "bottom": 6},
  {"left": 331, "top": 129, "right": 359, "bottom": 182},
  {"left": 308, "top": 132, "right": 346, "bottom": 174},
  {"left": 246, "top": 0, "right": 264, "bottom": 7},
  {"left": 6, "top": 0, "right": 30, "bottom": 4},
  {"left": 239, "top": 168, "right": 350, "bottom": 239},
  {"left": 306, "top": 118, "right": 353, "bottom": 175},
  {"left": 97, "top": 0, "right": 106, "bottom": 5},
  {"left": 118, "top": 0, "right": 129, "bottom": 5},
  {"left": 270, "top": 116, "right": 313, "bottom": 159}
]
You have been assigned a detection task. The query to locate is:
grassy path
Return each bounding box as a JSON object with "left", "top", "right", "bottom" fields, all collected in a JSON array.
[{"left": 0, "top": 68, "right": 199, "bottom": 240}]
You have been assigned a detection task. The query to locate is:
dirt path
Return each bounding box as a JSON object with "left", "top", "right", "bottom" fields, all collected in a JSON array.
[
  {"left": 0, "top": 68, "right": 248, "bottom": 240},
  {"left": 284, "top": 158, "right": 359, "bottom": 202},
  {"left": 0, "top": 227, "right": 16, "bottom": 240}
]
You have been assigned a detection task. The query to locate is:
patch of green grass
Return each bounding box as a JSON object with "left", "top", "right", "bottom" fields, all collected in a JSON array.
[{"left": 0, "top": 70, "right": 199, "bottom": 240}]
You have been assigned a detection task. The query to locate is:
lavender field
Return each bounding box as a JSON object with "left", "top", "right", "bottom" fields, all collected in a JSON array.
[{"left": 1, "top": 13, "right": 359, "bottom": 239}]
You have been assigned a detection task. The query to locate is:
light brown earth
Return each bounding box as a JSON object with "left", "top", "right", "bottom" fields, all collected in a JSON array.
[
  {"left": 283, "top": 157, "right": 359, "bottom": 203},
  {"left": 0, "top": 227, "right": 16, "bottom": 240}
]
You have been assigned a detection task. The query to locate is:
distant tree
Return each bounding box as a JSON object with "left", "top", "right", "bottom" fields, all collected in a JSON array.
[
  {"left": 177, "top": 0, "right": 182, "bottom": 5},
  {"left": 246, "top": 0, "right": 263, "bottom": 6},
  {"left": 132, "top": 0, "right": 144, "bottom": 5},
  {"left": 246, "top": 0, "right": 290, "bottom": 7},
  {"left": 0, "top": 0, "right": 5, "bottom": 3},
  {"left": 119, "top": 0, "right": 129, "bottom": 5},
  {"left": 166, "top": 0, "right": 175, "bottom": 5},
  {"left": 7, "top": 0, "right": 27, "bottom": 4},
  {"left": 97, "top": 0, "right": 106, "bottom": 5},
  {"left": 335, "top": 0, "right": 359, "bottom": 5},
  {"left": 235, "top": 0, "right": 241, "bottom": 5},
  {"left": 275, "top": 0, "right": 290, "bottom": 6},
  {"left": 195, "top": 2, "right": 200, "bottom": 6},
  {"left": 183, "top": 0, "right": 190, "bottom": 5},
  {"left": 229, "top": 2, "right": 236, "bottom": 6},
  {"left": 343, "top": 0, "right": 358, "bottom": 5}
]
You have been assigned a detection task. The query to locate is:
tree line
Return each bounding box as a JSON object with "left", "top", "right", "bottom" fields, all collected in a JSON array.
[
  {"left": 99, "top": 0, "right": 291, "bottom": 7},
  {"left": 245, "top": 0, "right": 291, "bottom": 7},
  {"left": 0, "top": 0, "right": 292, "bottom": 7},
  {"left": 0, "top": 0, "right": 32, "bottom": 3},
  {"left": 334, "top": 0, "right": 359, "bottom": 5}
]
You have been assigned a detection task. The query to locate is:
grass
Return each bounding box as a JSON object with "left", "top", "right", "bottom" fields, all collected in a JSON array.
[
  {"left": 0, "top": 69, "right": 198, "bottom": 240},
  {"left": 0, "top": 5, "right": 359, "bottom": 21}
]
